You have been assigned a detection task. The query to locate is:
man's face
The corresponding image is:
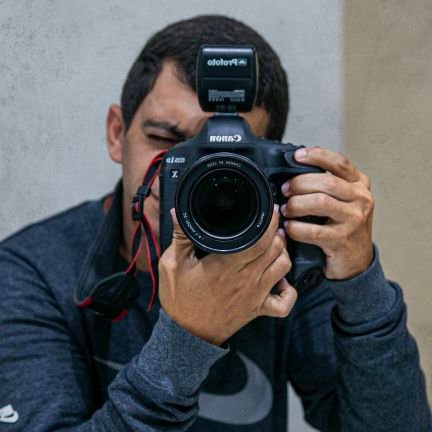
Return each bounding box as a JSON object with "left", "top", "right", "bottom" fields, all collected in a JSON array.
[{"left": 109, "top": 61, "right": 270, "bottom": 242}]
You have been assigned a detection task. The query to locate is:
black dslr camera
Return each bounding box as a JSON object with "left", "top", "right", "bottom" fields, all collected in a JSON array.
[{"left": 159, "top": 45, "right": 325, "bottom": 293}]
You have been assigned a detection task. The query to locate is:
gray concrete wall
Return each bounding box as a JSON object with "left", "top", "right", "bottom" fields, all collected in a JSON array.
[
  {"left": 0, "top": 1, "right": 343, "bottom": 430},
  {"left": 344, "top": 0, "right": 432, "bottom": 402},
  {"left": 0, "top": 0, "right": 343, "bottom": 240}
]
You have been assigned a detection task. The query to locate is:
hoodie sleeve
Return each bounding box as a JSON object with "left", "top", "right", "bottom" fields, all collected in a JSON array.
[
  {"left": 287, "top": 246, "right": 431, "bottom": 432},
  {"left": 0, "top": 247, "right": 228, "bottom": 432}
]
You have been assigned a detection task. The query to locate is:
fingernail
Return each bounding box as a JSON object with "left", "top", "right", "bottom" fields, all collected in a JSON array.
[
  {"left": 280, "top": 204, "right": 287, "bottom": 215},
  {"left": 274, "top": 204, "right": 280, "bottom": 212},
  {"left": 281, "top": 181, "right": 290, "bottom": 196},
  {"left": 283, "top": 220, "right": 289, "bottom": 229},
  {"left": 277, "top": 228, "right": 285, "bottom": 237},
  {"left": 295, "top": 148, "right": 307, "bottom": 160}
]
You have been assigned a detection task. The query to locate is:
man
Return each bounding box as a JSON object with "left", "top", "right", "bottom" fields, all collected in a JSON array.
[{"left": 0, "top": 15, "right": 430, "bottom": 431}]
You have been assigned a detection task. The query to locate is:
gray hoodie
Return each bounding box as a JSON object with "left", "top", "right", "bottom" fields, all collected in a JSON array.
[{"left": 0, "top": 184, "right": 430, "bottom": 431}]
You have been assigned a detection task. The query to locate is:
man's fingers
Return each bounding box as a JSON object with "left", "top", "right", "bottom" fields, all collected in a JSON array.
[
  {"left": 260, "top": 278, "right": 298, "bottom": 318},
  {"left": 294, "top": 147, "right": 360, "bottom": 183},
  {"left": 243, "top": 231, "right": 286, "bottom": 277},
  {"left": 258, "top": 248, "right": 292, "bottom": 296},
  {"left": 282, "top": 193, "right": 350, "bottom": 222},
  {"left": 277, "top": 228, "right": 287, "bottom": 248},
  {"left": 282, "top": 173, "right": 358, "bottom": 202},
  {"left": 170, "top": 208, "right": 195, "bottom": 257},
  {"left": 284, "top": 219, "right": 334, "bottom": 249}
]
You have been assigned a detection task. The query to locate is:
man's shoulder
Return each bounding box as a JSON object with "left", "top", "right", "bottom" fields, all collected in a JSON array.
[{"left": 0, "top": 198, "right": 104, "bottom": 270}]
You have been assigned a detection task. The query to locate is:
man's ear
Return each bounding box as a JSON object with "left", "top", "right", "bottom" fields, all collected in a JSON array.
[{"left": 106, "top": 104, "right": 125, "bottom": 163}]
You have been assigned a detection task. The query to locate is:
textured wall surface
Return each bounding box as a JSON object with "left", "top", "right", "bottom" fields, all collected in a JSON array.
[
  {"left": 0, "top": 1, "right": 343, "bottom": 430},
  {"left": 0, "top": 0, "right": 343, "bottom": 240},
  {"left": 345, "top": 0, "right": 432, "bottom": 400}
]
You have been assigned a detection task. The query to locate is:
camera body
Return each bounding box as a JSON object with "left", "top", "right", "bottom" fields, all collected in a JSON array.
[{"left": 159, "top": 45, "right": 326, "bottom": 293}]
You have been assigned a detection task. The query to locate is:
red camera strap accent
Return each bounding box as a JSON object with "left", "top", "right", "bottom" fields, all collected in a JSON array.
[{"left": 102, "top": 194, "right": 113, "bottom": 215}]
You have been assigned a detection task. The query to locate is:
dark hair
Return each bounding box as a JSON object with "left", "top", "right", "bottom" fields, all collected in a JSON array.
[{"left": 121, "top": 15, "right": 289, "bottom": 140}]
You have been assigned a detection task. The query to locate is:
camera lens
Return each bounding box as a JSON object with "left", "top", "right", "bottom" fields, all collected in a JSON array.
[
  {"left": 190, "top": 169, "right": 258, "bottom": 238},
  {"left": 175, "top": 152, "right": 273, "bottom": 254}
]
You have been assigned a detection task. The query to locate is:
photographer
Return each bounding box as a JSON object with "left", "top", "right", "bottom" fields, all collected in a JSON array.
[{"left": 0, "top": 15, "right": 430, "bottom": 431}]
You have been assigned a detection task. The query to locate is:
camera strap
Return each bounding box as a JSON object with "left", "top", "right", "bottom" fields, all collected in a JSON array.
[
  {"left": 75, "top": 151, "right": 167, "bottom": 321},
  {"left": 130, "top": 151, "right": 167, "bottom": 310}
]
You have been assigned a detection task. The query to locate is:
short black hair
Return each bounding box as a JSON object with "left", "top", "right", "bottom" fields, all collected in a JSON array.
[{"left": 121, "top": 15, "right": 289, "bottom": 140}]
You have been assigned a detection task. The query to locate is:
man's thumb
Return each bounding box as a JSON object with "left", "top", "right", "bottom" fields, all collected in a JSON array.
[{"left": 170, "top": 208, "right": 195, "bottom": 255}]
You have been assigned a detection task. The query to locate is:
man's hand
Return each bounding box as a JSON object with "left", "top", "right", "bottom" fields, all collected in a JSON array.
[
  {"left": 281, "top": 147, "right": 374, "bottom": 280},
  {"left": 158, "top": 206, "right": 298, "bottom": 346}
]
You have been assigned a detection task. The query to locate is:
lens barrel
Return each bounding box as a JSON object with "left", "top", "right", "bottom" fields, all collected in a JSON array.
[{"left": 175, "top": 153, "right": 273, "bottom": 254}]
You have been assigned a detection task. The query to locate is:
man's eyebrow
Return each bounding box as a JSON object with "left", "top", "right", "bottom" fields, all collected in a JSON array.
[{"left": 141, "top": 119, "right": 186, "bottom": 140}]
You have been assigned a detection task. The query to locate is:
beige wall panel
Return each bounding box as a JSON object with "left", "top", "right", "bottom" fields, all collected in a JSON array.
[{"left": 345, "top": 0, "right": 432, "bottom": 398}]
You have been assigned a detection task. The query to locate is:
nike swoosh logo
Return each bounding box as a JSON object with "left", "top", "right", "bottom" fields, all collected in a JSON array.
[
  {"left": 93, "top": 356, "right": 124, "bottom": 371},
  {"left": 94, "top": 351, "right": 273, "bottom": 425},
  {"left": 198, "top": 352, "right": 273, "bottom": 425},
  {"left": 0, "top": 404, "right": 19, "bottom": 424}
]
